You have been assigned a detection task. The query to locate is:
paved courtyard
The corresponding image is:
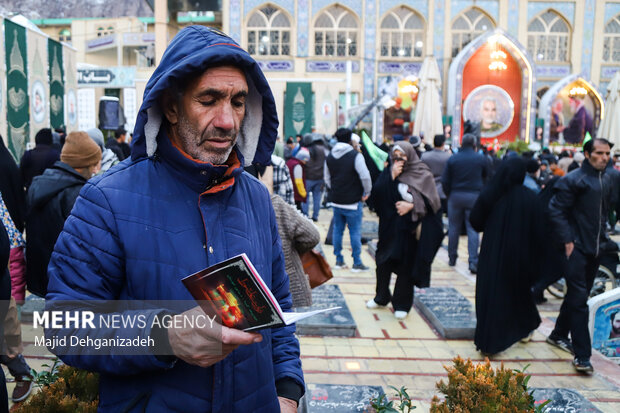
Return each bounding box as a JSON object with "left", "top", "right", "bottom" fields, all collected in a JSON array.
[
  {"left": 300, "top": 207, "right": 620, "bottom": 412},
  {"left": 4, "top": 206, "right": 620, "bottom": 412}
]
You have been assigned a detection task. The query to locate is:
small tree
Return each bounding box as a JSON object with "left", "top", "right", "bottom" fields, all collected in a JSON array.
[
  {"left": 430, "top": 356, "right": 549, "bottom": 413},
  {"left": 13, "top": 363, "right": 99, "bottom": 413}
]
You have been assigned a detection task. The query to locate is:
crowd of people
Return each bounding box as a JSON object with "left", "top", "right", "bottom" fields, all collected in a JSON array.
[{"left": 0, "top": 24, "right": 619, "bottom": 411}]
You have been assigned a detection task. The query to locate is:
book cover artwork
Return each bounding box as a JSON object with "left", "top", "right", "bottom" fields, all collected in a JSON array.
[{"left": 183, "top": 254, "right": 337, "bottom": 331}]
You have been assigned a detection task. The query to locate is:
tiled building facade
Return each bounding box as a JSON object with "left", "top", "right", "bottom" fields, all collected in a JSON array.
[{"left": 222, "top": 0, "right": 620, "bottom": 136}]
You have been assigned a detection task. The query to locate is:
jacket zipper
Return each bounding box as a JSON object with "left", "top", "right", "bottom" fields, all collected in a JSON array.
[{"left": 597, "top": 171, "right": 602, "bottom": 256}]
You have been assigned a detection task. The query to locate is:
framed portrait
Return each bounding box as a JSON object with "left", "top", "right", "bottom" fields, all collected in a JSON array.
[
  {"left": 463, "top": 85, "right": 515, "bottom": 138},
  {"left": 31, "top": 80, "right": 46, "bottom": 124}
]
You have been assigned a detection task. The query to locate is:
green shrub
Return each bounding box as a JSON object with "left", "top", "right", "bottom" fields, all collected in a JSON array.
[
  {"left": 13, "top": 364, "right": 99, "bottom": 413},
  {"left": 430, "top": 356, "right": 549, "bottom": 413}
]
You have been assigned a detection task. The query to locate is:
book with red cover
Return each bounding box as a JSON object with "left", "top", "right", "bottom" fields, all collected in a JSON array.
[{"left": 182, "top": 253, "right": 338, "bottom": 331}]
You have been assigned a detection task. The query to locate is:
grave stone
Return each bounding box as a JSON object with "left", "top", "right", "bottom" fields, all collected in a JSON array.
[
  {"left": 414, "top": 287, "right": 476, "bottom": 339},
  {"left": 361, "top": 220, "right": 378, "bottom": 244},
  {"left": 531, "top": 388, "right": 601, "bottom": 412},
  {"left": 21, "top": 294, "right": 46, "bottom": 322},
  {"left": 588, "top": 288, "right": 620, "bottom": 362},
  {"left": 295, "top": 284, "right": 356, "bottom": 337},
  {"left": 367, "top": 240, "right": 377, "bottom": 260},
  {"left": 300, "top": 383, "right": 384, "bottom": 413}
]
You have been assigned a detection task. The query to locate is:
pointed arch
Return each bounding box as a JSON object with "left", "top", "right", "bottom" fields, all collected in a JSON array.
[
  {"left": 246, "top": 3, "right": 292, "bottom": 56},
  {"left": 603, "top": 13, "right": 620, "bottom": 63},
  {"left": 379, "top": 6, "right": 426, "bottom": 60},
  {"left": 527, "top": 9, "right": 571, "bottom": 62},
  {"left": 451, "top": 7, "right": 496, "bottom": 57},
  {"left": 312, "top": 4, "right": 360, "bottom": 57}
]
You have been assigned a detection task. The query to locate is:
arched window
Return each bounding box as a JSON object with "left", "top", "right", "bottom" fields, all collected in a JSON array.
[
  {"left": 527, "top": 10, "right": 570, "bottom": 62},
  {"left": 246, "top": 4, "right": 291, "bottom": 56},
  {"left": 451, "top": 8, "right": 495, "bottom": 57},
  {"left": 379, "top": 6, "right": 425, "bottom": 59},
  {"left": 313, "top": 5, "right": 359, "bottom": 57},
  {"left": 59, "top": 28, "right": 71, "bottom": 42},
  {"left": 603, "top": 14, "right": 620, "bottom": 63}
]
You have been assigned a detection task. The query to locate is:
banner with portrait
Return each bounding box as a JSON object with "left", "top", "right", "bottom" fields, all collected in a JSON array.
[
  {"left": 463, "top": 85, "right": 515, "bottom": 139},
  {"left": 48, "top": 38, "right": 64, "bottom": 130},
  {"left": 590, "top": 295, "right": 620, "bottom": 363},
  {"left": 28, "top": 28, "right": 49, "bottom": 142},
  {"left": 549, "top": 83, "right": 601, "bottom": 145},
  {"left": 284, "top": 82, "right": 312, "bottom": 138},
  {"left": 63, "top": 44, "right": 78, "bottom": 133},
  {"left": 5, "top": 19, "right": 29, "bottom": 161}
]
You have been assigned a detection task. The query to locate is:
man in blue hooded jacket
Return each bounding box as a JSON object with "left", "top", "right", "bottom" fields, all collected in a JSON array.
[{"left": 46, "top": 26, "right": 303, "bottom": 412}]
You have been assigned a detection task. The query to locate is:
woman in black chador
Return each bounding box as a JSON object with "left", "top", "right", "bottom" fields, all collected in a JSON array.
[
  {"left": 367, "top": 141, "right": 440, "bottom": 320},
  {"left": 470, "top": 157, "right": 543, "bottom": 355}
]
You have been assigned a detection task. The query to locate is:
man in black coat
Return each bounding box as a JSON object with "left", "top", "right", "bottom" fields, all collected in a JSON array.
[
  {"left": 547, "top": 138, "right": 614, "bottom": 374},
  {"left": 19, "top": 128, "right": 60, "bottom": 189},
  {"left": 105, "top": 127, "right": 128, "bottom": 161},
  {"left": 441, "top": 134, "right": 488, "bottom": 273},
  {"left": 25, "top": 132, "right": 101, "bottom": 297}
]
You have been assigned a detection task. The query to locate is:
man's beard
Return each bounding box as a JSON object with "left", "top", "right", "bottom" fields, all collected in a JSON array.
[{"left": 176, "top": 116, "right": 240, "bottom": 165}]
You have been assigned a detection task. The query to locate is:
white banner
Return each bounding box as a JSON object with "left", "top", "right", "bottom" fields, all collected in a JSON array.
[
  {"left": 27, "top": 28, "right": 49, "bottom": 143},
  {"left": 77, "top": 88, "right": 96, "bottom": 131},
  {"left": 63, "top": 45, "right": 78, "bottom": 132},
  {"left": 123, "top": 88, "right": 137, "bottom": 134}
]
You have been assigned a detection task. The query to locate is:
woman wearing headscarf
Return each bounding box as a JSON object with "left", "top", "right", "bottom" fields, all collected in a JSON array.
[
  {"left": 470, "top": 157, "right": 543, "bottom": 355},
  {"left": 367, "top": 141, "right": 440, "bottom": 319}
]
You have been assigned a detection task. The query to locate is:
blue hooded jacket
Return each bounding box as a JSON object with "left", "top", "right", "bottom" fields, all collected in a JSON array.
[{"left": 47, "top": 26, "right": 303, "bottom": 412}]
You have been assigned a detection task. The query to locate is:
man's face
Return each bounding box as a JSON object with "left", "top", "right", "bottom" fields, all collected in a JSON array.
[
  {"left": 481, "top": 100, "right": 497, "bottom": 126},
  {"left": 586, "top": 141, "right": 611, "bottom": 171},
  {"left": 569, "top": 97, "right": 580, "bottom": 113},
  {"left": 165, "top": 65, "right": 248, "bottom": 164},
  {"left": 612, "top": 313, "right": 620, "bottom": 334}
]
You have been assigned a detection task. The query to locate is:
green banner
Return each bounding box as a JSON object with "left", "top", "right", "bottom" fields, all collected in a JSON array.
[
  {"left": 5, "top": 20, "right": 29, "bottom": 160},
  {"left": 284, "top": 82, "right": 312, "bottom": 138},
  {"left": 48, "top": 39, "right": 64, "bottom": 129}
]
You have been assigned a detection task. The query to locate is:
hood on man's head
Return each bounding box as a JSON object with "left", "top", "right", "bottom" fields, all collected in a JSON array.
[
  {"left": 86, "top": 128, "right": 105, "bottom": 150},
  {"left": 131, "top": 26, "right": 278, "bottom": 167},
  {"left": 35, "top": 128, "right": 53, "bottom": 145}
]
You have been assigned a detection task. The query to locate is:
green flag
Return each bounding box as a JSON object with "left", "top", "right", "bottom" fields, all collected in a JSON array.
[
  {"left": 48, "top": 39, "right": 64, "bottom": 129},
  {"left": 5, "top": 19, "right": 29, "bottom": 160},
  {"left": 582, "top": 132, "right": 592, "bottom": 148},
  {"left": 361, "top": 131, "right": 387, "bottom": 171},
  {"left": 284, "top": 82, "right": 312, "bottom": 139}
]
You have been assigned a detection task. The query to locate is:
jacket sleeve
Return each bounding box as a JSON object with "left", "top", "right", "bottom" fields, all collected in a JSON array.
[
  {"left": 354, "top": 153, "right": 372, "bottom": 197},
  {"left": 46, "top": 182, "right": 176, "bottom": 374},
  {"left": 291, "top": 209, "right": 320, "bottom": 254},
  {"left": 268, "top": 200, "right": 305, "bottom": 393},
  {"left": 441, "top": 160, "right": 452, "bottom": 197},
  {"left": 548, "top": 176, "right": 577, "bottom": 244}
]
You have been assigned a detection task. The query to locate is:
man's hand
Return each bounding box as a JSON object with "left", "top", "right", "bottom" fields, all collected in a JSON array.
[
  {"left": 361, "top": 194, "right": 369, "bottom": 202},
  {"left": 565, "top": 242, "right": 574, "bottom": 258},
  {"left": 167, "top": 306, "right": 262, "bottom": 368},
  {"left": 278, "top": 397, "right": 297, "bottom": 413},
  {"left": 395, "top": 201, "right": 414, "bottom": 216}
]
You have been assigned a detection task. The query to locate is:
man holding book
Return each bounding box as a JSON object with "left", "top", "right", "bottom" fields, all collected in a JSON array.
[{"left": 46, "top": 26, "right": 304, "bottom": 412}]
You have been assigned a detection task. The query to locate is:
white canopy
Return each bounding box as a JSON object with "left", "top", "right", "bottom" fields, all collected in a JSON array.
[
  {"left": 599, "top": 71, "right": 620, "bottom": 149},
  {"left": 413, "top": 56, "right": 443, "bottom": 142}
]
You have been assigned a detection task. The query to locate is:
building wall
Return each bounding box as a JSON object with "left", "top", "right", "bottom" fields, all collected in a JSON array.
[
  {"left": 221, "top": 0, "right": 620, "bottom": 137},
  {"left": 31, "top": 1, "right": 620, "bottom": 137}
]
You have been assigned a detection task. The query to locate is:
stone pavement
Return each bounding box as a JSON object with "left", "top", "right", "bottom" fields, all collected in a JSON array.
[
  {"left": 4, "top": 206, "right": 620, "bottom": 412},
  {"left": 301, "top": 207, "right": 620, "bottom": 412}
]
